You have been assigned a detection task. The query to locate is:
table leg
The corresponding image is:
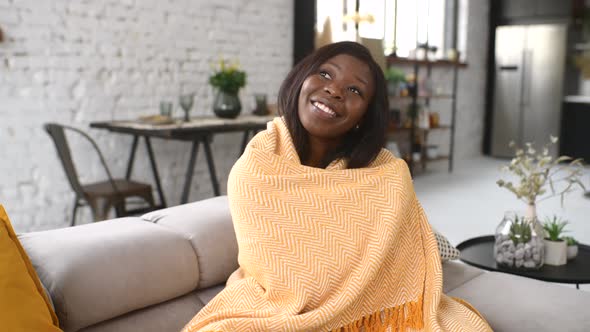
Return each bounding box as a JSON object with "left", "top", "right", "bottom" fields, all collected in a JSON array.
[
  {"left": 202, "top": 135, "right": 221, "bottom": 196},
  {"left": 181, "top": 140, "right": 200, "bottom": 204},
  {"left": 144, "top": 136, "right": 167, "bottom": 207},
  {"left": 125, "top": 135, "right": 139, "bottom": 180},
  {"left": 577, "top": 284, "right": 580, "bottom": 290},
  {"left": 240, "top": 130, "right": 250, "bottom": 156}
]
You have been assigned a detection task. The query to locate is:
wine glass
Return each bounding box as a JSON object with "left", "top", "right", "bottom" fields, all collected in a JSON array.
[{"left": 179, "top": 93, "right": 194, "bottom": 122}]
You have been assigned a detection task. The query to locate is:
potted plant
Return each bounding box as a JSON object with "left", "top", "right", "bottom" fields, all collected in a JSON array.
[
  {"left": 543, "top": 216, "right": 569, "bottom": 266},
  {"left": 494, "top": 212, "right": 544, "bottom": 269},
  {"left": 563, "top": 236, "right": 579, "bottom": 260},
  {"left": 209, "top": 58, "right": 247, "bottom": 118},
  {"left": 494, "top": 137, "right": 585, "bottom": 269},
  {"left": 384, "top": 67, "right": 406, "bottom": 96}
]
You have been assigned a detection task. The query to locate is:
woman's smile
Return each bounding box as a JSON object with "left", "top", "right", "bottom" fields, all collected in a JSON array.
[{"left": 311, "top": 100, "right": 338, "bottom": 119}]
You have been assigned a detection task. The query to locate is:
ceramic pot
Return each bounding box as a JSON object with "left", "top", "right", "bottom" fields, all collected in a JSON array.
[
  {"left": 387, "top": 82, "right": 401, "bottom": 96},
  {"left": 567, "top": 245, "right": 578, "bottom": 260},
  {"left": 213, "top": 90, "right": 241, "bottom": 119},
  {"left": 544, "top": 239, "right": 567, "bottom": 266}
]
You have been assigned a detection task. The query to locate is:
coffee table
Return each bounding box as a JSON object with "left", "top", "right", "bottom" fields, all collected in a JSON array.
[{"left": 457, "top": 235, "right": 590, "bottom": 289}]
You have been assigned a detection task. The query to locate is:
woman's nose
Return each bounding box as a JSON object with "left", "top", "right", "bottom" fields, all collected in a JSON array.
[{"left": 324, "top": 82, "right": 343, "bottom": 99}]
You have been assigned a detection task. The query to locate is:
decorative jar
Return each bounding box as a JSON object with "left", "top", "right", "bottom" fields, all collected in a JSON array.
[
  {"left": 494, "top": 210, "right": 545, "bottom": 270},
  {"left": 213, "top": 90, "right": 241, "bottom": 119}
]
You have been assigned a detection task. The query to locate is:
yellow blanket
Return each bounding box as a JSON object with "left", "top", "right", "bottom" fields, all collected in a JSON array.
[{"left": 183, "top": 118, "right": 491, "bottom": 332}]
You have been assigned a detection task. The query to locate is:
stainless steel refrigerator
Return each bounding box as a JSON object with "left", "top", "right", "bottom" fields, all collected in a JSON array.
[{"left": 491, "top": 24, "right": 567, "bottom": 157}]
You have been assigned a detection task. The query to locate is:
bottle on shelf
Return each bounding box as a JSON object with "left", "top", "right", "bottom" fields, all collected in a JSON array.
[
  {"left": 419, "top": 76, "right": 434, "bottom": 97},
  {"left": 418, "top": 105, "right": 430, "bottom": 129},
  {"left": 429, "top": 111, "right": 440, "bottom": 128}
]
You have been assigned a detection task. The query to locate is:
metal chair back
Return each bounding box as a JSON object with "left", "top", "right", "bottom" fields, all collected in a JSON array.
[{"left": 43, "top": 123, "right": 120, "bottom": 199}]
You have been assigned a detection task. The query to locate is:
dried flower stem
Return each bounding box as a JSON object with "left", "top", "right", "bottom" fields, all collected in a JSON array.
[{"left": 496, "top": 136, "right": 585, "bottom": 206}]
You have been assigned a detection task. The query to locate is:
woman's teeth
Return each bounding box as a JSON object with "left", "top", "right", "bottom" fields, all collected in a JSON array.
[{"left": 313, "top": 101, "right": 336, "bottom": 117}]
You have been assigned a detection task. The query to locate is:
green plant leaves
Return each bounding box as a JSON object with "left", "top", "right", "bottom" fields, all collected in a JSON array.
[
  {"left": 509, "top": 215, "right": 532, "bottom": 244},
  {"left": 209, "top": 59, "right": 246, "bottom": 94},
  {"left": 543, "top": 215, "right": 569, "bottom": 241}
]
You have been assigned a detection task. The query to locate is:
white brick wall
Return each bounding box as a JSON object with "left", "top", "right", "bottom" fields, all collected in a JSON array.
[{"left": 0, "top": 0, "right": 293, "bottom": 232}]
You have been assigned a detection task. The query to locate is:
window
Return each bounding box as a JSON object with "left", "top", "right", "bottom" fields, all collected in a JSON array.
[{"left": 316, "top": 0, "right": 461, "bottom": 60}]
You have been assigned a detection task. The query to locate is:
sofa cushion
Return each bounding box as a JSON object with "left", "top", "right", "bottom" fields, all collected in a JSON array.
[
  {"left": 142, "top": 196, "right": 239, "bottom": 289},
  {"left": 19, "top": 217, "right": 200, "bottom": 332},
  {"left": 196, "top": 284, "right": 225, "bottom": 305},
  {"left": 433, "top": 228, "right": 460, "bottom": 261},
  {"left": 80, "top": 290, "right": 205, "bottom": 332},
  {"left": 442, "top": 261, "right": 485, "bottom": 293},
  {"left": 448, "top": 271, "right": 590, "bottom": 332},
  {"left": 0, "top": 205, "right": 62, "bottom": 332}
]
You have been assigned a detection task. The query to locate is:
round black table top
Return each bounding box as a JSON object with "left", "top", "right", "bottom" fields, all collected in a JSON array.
[{"left": 457, "top": 235, "right": 590, "bottom": 284}]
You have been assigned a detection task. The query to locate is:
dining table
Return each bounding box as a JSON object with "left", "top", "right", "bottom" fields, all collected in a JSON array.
[{"left": 90, "top": 114, "right": 275, "bottom": 207}]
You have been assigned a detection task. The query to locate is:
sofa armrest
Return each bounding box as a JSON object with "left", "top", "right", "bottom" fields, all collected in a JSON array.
[
  {"left": 142, "top": 196, "right": 239, "bottom": 289},
  {"left": 442, "top": 261, "right": 486, "bottom": 293}
]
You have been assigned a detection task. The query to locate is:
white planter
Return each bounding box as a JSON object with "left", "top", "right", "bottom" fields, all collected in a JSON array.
[
  {"left": 567, "top": 245, "right": 579, "bottom": 260},
  {"left": 544, "top": 239, "right": 567, "bottom": 266}
]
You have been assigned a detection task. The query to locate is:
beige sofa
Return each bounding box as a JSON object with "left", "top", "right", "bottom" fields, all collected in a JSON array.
[{"left": 20, "top": 196, "right": 590, "bottom": 332}]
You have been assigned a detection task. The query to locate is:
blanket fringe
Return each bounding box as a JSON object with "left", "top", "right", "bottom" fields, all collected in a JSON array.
[{"left": 331, "top": 297, "right": 423, "bottom": 332}]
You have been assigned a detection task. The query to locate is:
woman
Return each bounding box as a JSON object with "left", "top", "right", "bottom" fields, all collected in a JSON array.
[{"left": 183, "top": 42, "right": 491, "bottom": 332}]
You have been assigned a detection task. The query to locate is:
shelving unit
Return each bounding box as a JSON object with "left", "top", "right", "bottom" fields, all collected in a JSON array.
[{"left": 386, "top": 56, "right": 463, "bottom": 174}]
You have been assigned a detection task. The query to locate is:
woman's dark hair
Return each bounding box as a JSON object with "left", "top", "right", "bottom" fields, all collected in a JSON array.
[{"left": 277, "top": 41, "right": 389, "bottom": 169}]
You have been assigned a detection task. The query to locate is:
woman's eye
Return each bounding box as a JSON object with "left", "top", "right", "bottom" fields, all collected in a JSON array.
[
  {"left": 349, "top": 87, "right": 362, "bottom": 96},
  {"left": 319, "top": 71, "right": 331, "bottom": 79}
]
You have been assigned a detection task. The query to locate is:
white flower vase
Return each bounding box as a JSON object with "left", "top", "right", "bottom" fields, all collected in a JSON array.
[{"left": 544, "top": 239, "right": 567, "bottom": 266}]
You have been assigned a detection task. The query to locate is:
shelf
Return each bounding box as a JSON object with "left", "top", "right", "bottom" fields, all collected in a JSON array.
[
  {"left": 386, "top": 56, "right": 467, "bottom": 68},
  {"left": 424, "top": 155, "right": 450, "bottom": 162},
  {"left": 573, "top": 43, "right": 590, "bottom": 51},
  {"left": 406, "top": 156, "right": 450, "bottom": 172},
  {"left": 410, "top": 156, "right": 450, "bottom": 166},
  {"left": 388, "top": 125, "right": 452, "bottom": 133},
  {"left": 389, "top": 94, "right": 455, "bottom": 100},
  {"left": 386, "top": 52, "right": 459, "bottom": 174}
]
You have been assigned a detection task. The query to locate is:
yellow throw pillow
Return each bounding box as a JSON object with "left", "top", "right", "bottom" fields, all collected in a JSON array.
[{"left": 0, "top": 205, "right": 62, "bottom": 331}]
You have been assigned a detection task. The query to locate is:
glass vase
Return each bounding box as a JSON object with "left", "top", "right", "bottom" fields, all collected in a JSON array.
[
  {"left": 213, "top": 90, "right": 241, "bottom": 119},
  {"left": 493, "top": 210, "right": 545, "bottom": 270}
]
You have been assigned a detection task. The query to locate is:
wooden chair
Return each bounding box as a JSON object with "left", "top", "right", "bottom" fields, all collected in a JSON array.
[{"left": 44, "top": 123, "right": 156, "bottom": 226}]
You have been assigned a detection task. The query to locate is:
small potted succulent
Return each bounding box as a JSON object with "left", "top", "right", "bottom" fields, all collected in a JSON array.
[
  {"left": 542, "top": 216, "right": 569, "bottom": 266},
  {"left": 563, "top": 236, "right": 579, "bottom": 261}
]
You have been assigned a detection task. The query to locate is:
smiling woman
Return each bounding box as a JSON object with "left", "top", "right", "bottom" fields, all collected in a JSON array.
[
  {"left": 181, "top": 42, "right": 491, "bottom": 332},
  {"left": 297, "top": 54, "right": 375, "bottom": 167},
  {"left": 280, "top": 41, "right": 389, "bottom": 169}
]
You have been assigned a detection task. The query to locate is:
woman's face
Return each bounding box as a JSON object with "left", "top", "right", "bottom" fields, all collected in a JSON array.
[{"left": 297, "top": 54, "right": 375, "bottom": 146}]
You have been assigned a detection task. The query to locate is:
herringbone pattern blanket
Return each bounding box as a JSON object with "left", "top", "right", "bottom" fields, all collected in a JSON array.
[{"left": 183, "top": 118, "right": 491, "bottom": 332}]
